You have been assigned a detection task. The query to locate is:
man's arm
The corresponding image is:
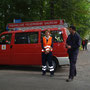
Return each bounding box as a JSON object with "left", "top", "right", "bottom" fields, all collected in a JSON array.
[
  {"left": 51, "top": 37, "right": 53, "bottom": 48},
  {"left": 41, "top": 38, "right": 45, "bottom": 50}
]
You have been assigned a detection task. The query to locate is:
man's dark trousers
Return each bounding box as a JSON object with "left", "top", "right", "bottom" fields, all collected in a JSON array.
[
  {"left": 42, "top": 52, "right": 53, "bottom": 67},
  {"left": 68, "top": 50, "right": 79, "bottom": 79}
]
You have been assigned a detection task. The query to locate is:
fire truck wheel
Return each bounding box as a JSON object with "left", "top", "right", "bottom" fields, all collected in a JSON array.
[{"left": 46, "top": 56, "right": 59, "bottom": 71}]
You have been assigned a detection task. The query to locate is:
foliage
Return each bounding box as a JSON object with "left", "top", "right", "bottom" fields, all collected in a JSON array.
[{"left": 0, "top": 0, "right": 90, "bottom": 37}]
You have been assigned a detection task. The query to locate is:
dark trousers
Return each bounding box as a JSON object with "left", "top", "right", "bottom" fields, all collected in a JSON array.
[
  {"left": 82, "top": 45, "right": 85, "bottom": 50},
  {"left": 85, "top": 44, "right": 87, "bottom": 50},
  {"left": 42, "top": 52, "right": 53, "bottom": 67},
  {"left": 42, "top": 52, "right": 54, "bottom": 74},
  {"left": 69, "top": 51, "right": 78, "bottom": 79}
]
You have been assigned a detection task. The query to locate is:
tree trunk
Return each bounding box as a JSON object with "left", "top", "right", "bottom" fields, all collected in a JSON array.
[{"left": 49, "top": 0, "right": 54, "bottom": 19}]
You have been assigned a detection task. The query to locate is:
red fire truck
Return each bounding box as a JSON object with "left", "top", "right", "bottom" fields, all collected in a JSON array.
[{"left": 0, "top": 20, "right": 69, "bottom": 70}]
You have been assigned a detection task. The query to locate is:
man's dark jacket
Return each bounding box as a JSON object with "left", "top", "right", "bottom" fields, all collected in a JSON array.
[{"left": 66, "top": 32, "right": 81, "bottom": 54}]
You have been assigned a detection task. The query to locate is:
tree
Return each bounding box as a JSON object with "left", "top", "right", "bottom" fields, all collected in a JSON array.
[{"left": 0, "top": 0, "right": 90, "bottom": 38}]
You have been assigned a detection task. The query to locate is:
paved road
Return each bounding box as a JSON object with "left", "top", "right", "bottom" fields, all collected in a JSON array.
[{"left": 0, "top": 43, "right": 90, "bottom": 90}]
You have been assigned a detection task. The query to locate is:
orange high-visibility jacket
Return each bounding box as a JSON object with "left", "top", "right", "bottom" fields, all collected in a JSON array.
[{"left": 42, "top": 36, "right": 53, "bottom": 52}]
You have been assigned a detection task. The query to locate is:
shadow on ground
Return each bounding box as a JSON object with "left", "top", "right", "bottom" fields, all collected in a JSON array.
[
  {"left": 0, "top": 65, "right": 41, "bottom": 71},
  {"left": 0, "top": 65, "right": 69, "bottom": 73}
]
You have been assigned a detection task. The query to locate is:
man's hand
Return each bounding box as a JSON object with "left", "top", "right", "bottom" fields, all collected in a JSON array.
[
  {"left": 50, "top": 47, "right": 53, "bottom": 51},
  {"left": 67, "top": 45, "right": 71, "bottom": 49},
  {"left": 66, "top": 44, "right": 71, "bottom": 49},
  {"left": 45, "top": 47, "right": 53, "bottom": 54},
  {"left": 45, "top": 50, "right": 49, "bottom": 54}
]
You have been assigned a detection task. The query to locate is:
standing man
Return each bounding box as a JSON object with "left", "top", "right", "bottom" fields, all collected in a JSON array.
[
  {"left": 66, "top": 26, "right": 81, "bottom": 82},
  {"left": 85, "top": 39, "right": 88, "bottom": 50},
  {"left": 82, "top": 39, "right": 85, "bottom": 50},
  {"left": 41, "top": 30, "right": 54, "bottom": 77}
]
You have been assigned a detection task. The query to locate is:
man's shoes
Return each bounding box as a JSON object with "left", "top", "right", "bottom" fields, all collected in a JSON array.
[
  {"left": 74, "top": 74, "right": 77, "bottom": 77},
  {"left": 42, "top": 72, "right": 46, "bottom": 76},
  {"left": 50, "top": 74, "right": 54, "bottom": 77},
  {"left": 66, "top": 78, "right": 73, "bottom": 82},
  {"left": 50, "top": 71, "right": 54, "bottom": 77}
]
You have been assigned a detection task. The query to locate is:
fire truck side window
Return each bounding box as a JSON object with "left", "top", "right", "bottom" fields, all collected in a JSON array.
[
  {"left": 28, "top": 32, "right": 38, "bottom": 44},
  {"left": 15, "top": 33, "right": 28, "bottom": 44},
  {"left": 66, "top": 28, "right": 70, "bottom": 36},
  {"left": 41, "top": 31, "right": 63, "bottom": 43},
  {"left": 51, "top": 31, "right": 63, "bottom": 42},
  {"left": 0, "top": 34, "right": 12, "bottom": 44},
  {"left": 15, "top": 32, "right": 38, "bottom": 44}
]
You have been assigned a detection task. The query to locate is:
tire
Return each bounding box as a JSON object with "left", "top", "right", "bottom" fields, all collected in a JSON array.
[{"left": 46, "top": 56, "right": 59, "bottom": 71}]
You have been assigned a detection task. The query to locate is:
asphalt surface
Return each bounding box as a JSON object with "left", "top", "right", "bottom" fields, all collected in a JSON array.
[{"left": 0, "top": 43, "right": 90, "bottom": 90}]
